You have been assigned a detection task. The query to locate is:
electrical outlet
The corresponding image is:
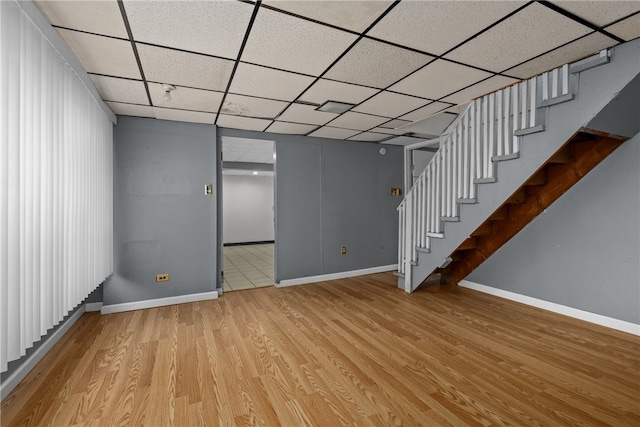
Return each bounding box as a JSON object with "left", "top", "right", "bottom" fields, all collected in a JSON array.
[
  {"left": 340, "top": 246, "right": 347, "bottom": 255},
  {"left": 156, "top": 274, "right": 170, "bottom": 282}
]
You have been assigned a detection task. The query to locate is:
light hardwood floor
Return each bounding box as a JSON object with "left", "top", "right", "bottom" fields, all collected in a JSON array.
[{"left": 2, "top": 273, "right": 639, "bottom": 426}]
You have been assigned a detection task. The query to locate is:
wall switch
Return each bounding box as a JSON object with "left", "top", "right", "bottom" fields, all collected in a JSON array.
[
  {"left": 156, "top": 274, "right": 170, "bottom": 282},
  {"left": 340, "top": 246, "right": 347, "bottom": 255}
]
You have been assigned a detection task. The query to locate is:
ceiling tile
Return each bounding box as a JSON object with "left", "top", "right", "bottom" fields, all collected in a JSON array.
[
  {"left": 505, "top": 33, "right": 618, "bottom": 79},
  {"left": 298, "top": 79, "right": 378, "bottom": 105},
  {"left": 90, "top": 75, "right": 148, "bottom": 105},
  {"left": 399, "top": 102, "right": 451, "bottom": 122},
  {"left": 35, "top": 0, "right": 128, "bottom": 38},
  {"left": 154, "top": 108, "right": 216, "bottom": 124},
  {"left": 266, "top": 122, "right": 318, "bottom": 135},
  {"left": 222, "top": 94, "right": 288, "bottom": 119},
  {"left": 324, "top": 37, "right": 433, "bottom": 89},
  {"left": 230, "top": 63, "right": 315, "bottom": 102},
  {"left": 241, "top": 7, "right": 358, "bottom": 75},
  {"left": 445, "top": 3, "right": 593, "bottom": 72},
  {"left": 401, "top": 112, "right": 458, "bottom": 137},
  {"left": 327, "top": 111, "right": 389, "bottom": 131},
  {"left": 217, "top": 115, "right": 272, "bottom": 132},
  {"left": 368, "top": 1, "right": 525, "bottom": 55},
  {"left": 353, "top": 91, "right": 429, "bottom": 118},
  {"left": 347, "top": 132, "right": 388, "bottom": 142},
  {"left": 106, "top": 102, "right": 155, "bottom": 118},
  {"left": 551, "top": 1, "right": 640, "bottom": 27},
  {"left": 390, "top": 60, "right": 491, "bottom": 100},
  {"left": 441, "top": 75, "right": 519, "bottom": 104},
  {"left": 262, "top": 0, "right": 394, "bottom": 33},
  {"left": 148, "top": 83, "right": 223, "bottom": 113},
  {"left": 380, "top": 119, "right": 411, "bottom": 129},
  {"left": 605, "top": 13, "right": 640, "bottom": 41},
  {"left": 57, "top": 29, "right": 140, "bottom": 79},
  {"left": 124, "top": 1, "right": 253, "bottom": 59},
  {"left": 308, "top": 127, "right": 361, "bottom": 140},
  {"left": 137, "top": 44, "right": 234, "bottom": 91},
  {"left": 370, "top": 127, "right": 407, "bottom": 136},
  {"left": 277, "top": 104, "right": 338, "bottom": 126}
]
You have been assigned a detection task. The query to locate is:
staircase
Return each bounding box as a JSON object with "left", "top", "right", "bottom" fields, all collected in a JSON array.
[{"left": 397, "top": 39, "right": 640, "bottom": 293}]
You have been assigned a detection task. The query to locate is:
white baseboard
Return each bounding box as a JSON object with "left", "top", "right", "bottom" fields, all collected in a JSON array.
[
  {"left": 459, "top": 280, "right": 640, "bottom": 336},
  {"left": 1, "top": 305, "right": 86, "bottom": 401},
  {"left": 276, "top": 265, "right": 397, "bottom": 288},
  {"left": 101, "top": 291, "right": 218, "bottom": 315},
  {"left": 85, "top": 302, "right": 103, "bottom": 312}
]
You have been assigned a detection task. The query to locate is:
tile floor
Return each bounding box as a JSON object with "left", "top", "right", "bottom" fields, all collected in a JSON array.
[{"left": 223, "top": 243, "right": 274, "bottom": 292}]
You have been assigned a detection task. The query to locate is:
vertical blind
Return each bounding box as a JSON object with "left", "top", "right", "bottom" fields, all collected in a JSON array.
[{"left": 0, "top": 1, "right": 114, "bottom": 373}]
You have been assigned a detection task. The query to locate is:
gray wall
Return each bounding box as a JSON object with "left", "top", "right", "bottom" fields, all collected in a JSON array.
[
  {"left": 223, "top": 174, "right": 274, "bottom": 244},
  {"left": 275, "top": 138, "right": 403, "bottom": 281},
  {"left": 105, "top": 117, "right": 217, "bottom": 306},
  {"left": 467, "top": 134, "right": 640, "bottom": 324}
]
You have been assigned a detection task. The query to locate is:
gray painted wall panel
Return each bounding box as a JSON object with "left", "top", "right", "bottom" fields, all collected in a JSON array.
[
  {"left": 105, "top": 117, "right": 217, "bottom": 305},
  {"left": 467, "top": 134, "right": 640, "bottom": 323}
]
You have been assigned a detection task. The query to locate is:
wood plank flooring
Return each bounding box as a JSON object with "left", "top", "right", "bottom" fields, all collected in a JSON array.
[{"left": 2, "top": 272, "right": 639, "bottom": 426}]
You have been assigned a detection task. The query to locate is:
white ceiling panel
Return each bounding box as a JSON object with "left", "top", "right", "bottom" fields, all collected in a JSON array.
[
  {"left": 137, "top": 44, "right": 234, "bottom": 91},
  {"left": 124, "top": 0, "right": 253, "bottom": 59},
  {"left": 217, "top": 115, "right": 271, "bottom": 132},
  {"left": 353, "top": 91, "right": 429, "bottom": 118},
  {"left": 445, "top": 3, "right": 593, "bottom": 73},
  {"left": 57, "top": 29, "right": 140, "bottom": 79},
  {"left": 90, "top": 75, "right": 148, "bottom": 105},
  {"left": 266, "top": 122, "right": 318, "bottom": 135},
  {"left": 106, "top": 102, "right": 155, "bottom": 118},
  {"left": 221, "top": 94, "right": 288, "bottom": 119},
  {"left": 299, "top": 79, "right": 378, "bottom": 105},
  {"left": 441, "top": 75, "right": 519, "bottom": 104},
  {"left": 506, "top": 33, "right": 618, "bottom": 79},
  {"left": 154, "top": 108, "right": 216, "bottom": 125},
  {"left": 390, "top": 60, "right": 491, "bottom": 101},
  {"left": 277, "top": 104, "right": 338, "bottom": 126},
  {"left": 369, "top": 127, "right": 407, "bottom": 136},
  {"left": 229, "top": 63, "right": 315, "bottom": 102},
  {"left": 605, "top": 13, "right": 640, "bottom": 41},
  {"left": 400, "top": 112, "right": 458, "bottom": 137},
  {"left": 263, "top": 0, "right": 394, "bottom": 33},
  {"left": 379, "top": 119, "right": 411, "bottom": 129},
  {"left": 347, "top": 132, "right": 388, "bottom": 142},
  {"left": 368, "top": 1, "right": 525, "bottom": 55},
  {"left": 327, "top": 111, "right": 389, "bottom": 131},
  {"left": 308, "top": 127, "right": 361, "bottom": 140},
  {"left": 241, "top": 7, "right": 358, "bottom": 76},
  {"left": 149, "top": 83, "right": 223, "bottom": 113},
  {"left": 324, "top": 38, "right": 432, "bottom": 89},
  {"left": 552, "top": 1, "right": 640, "bottom": 27},
  {"left": 35, "top": 0, "right": 128, "bottom": 38},
  {"left": 399, "top": 102, "right": 452, "bottom": 122}
]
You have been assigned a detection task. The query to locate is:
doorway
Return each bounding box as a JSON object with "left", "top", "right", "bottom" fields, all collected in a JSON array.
[{"left": 221, "top": 136, "right": 275, "bottom": 292}]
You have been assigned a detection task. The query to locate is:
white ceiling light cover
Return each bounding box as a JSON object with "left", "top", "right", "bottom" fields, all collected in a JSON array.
[
  {"left": 241, "top": 7, "right": 358, "bottom": 75},
  {"left": 229, "top": 63, "right": 315, "bottom": 102},
  {"left": 324, "top": 37, "right": 433, "bottom": 88},
  {"left": 124, "top": 0, "right": 253, "bottom": 59}
]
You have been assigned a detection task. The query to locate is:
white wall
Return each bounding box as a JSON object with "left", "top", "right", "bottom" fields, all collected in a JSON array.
[{"left": 223, "top": 174, "right": 274, "bottom": 244}]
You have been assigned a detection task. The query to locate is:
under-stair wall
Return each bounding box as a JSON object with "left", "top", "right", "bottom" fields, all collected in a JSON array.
[{"left": 399, "top": 39, "right": 640, "bottom": 292}]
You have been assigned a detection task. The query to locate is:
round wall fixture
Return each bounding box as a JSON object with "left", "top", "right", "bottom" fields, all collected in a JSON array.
[{"left": 379, "top": 147, "right": 387, "bottom": 155}]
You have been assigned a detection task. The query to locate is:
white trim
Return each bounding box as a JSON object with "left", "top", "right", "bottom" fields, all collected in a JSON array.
[
  {"left": 276, "top": 265, "right": 397, "bottom": 288},
  {"left": 1, "top": 306, "right": 86, "bottom": 401},
  {"left": 459, "top": 280, "right": 640, "bottom": 336},
  {"left": 100, "top": 291, "right": 218, "bottom": 315},
  {"left": 84, "top": 302, "right": 103, "bottom": 312}
]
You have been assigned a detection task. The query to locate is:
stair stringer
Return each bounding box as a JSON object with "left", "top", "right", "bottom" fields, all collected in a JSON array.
[{"left": 409, "top": 39, "right": 640, "bottom": 292}]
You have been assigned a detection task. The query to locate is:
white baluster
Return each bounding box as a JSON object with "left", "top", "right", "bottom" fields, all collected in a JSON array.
[
  {"left": 482, "top": 96, "right": 489, "bottom": 178},
  {"left": 469, "top": 104, "right": 476, "bottom": 200},
  {"left": 562, "top": 64, "right": 569, "bottom": 96},
  {"left": 462, "top": 113, "right": 469, "bottom": 199},
  {"left": 496, "top": 89, "right": 503, "bottom": 157},
  {"left": 520, "top": 82, "right": 527, "bottom": 129},
  {"left": 488, "top": 92, "right": 495, "bottom": 179},
  {"left": 529, "top": 77, "right": 536, "bottom": 128},
  {"left": 542, "top": 72, "right": 549, "bottom": 102},
  {"left": 503, "top": 88, "right": 510, "bottom": 156},
  {"left": 552, "top": 68, "right": 559, "bottom": 98}
]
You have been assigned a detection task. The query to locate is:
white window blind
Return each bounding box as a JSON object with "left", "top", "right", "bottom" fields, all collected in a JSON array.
[{"left": 0, "top": 0, "right": 114, "bottom": 373}]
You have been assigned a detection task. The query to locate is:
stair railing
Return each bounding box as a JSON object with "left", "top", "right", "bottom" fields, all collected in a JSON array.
[{"left": 398, "top": 64, "right": 572, "bottom": 292}]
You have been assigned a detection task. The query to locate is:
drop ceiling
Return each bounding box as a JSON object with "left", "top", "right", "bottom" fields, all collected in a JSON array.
[{"left": 35, "top": 0, "right": 640, "bottom": 144}]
